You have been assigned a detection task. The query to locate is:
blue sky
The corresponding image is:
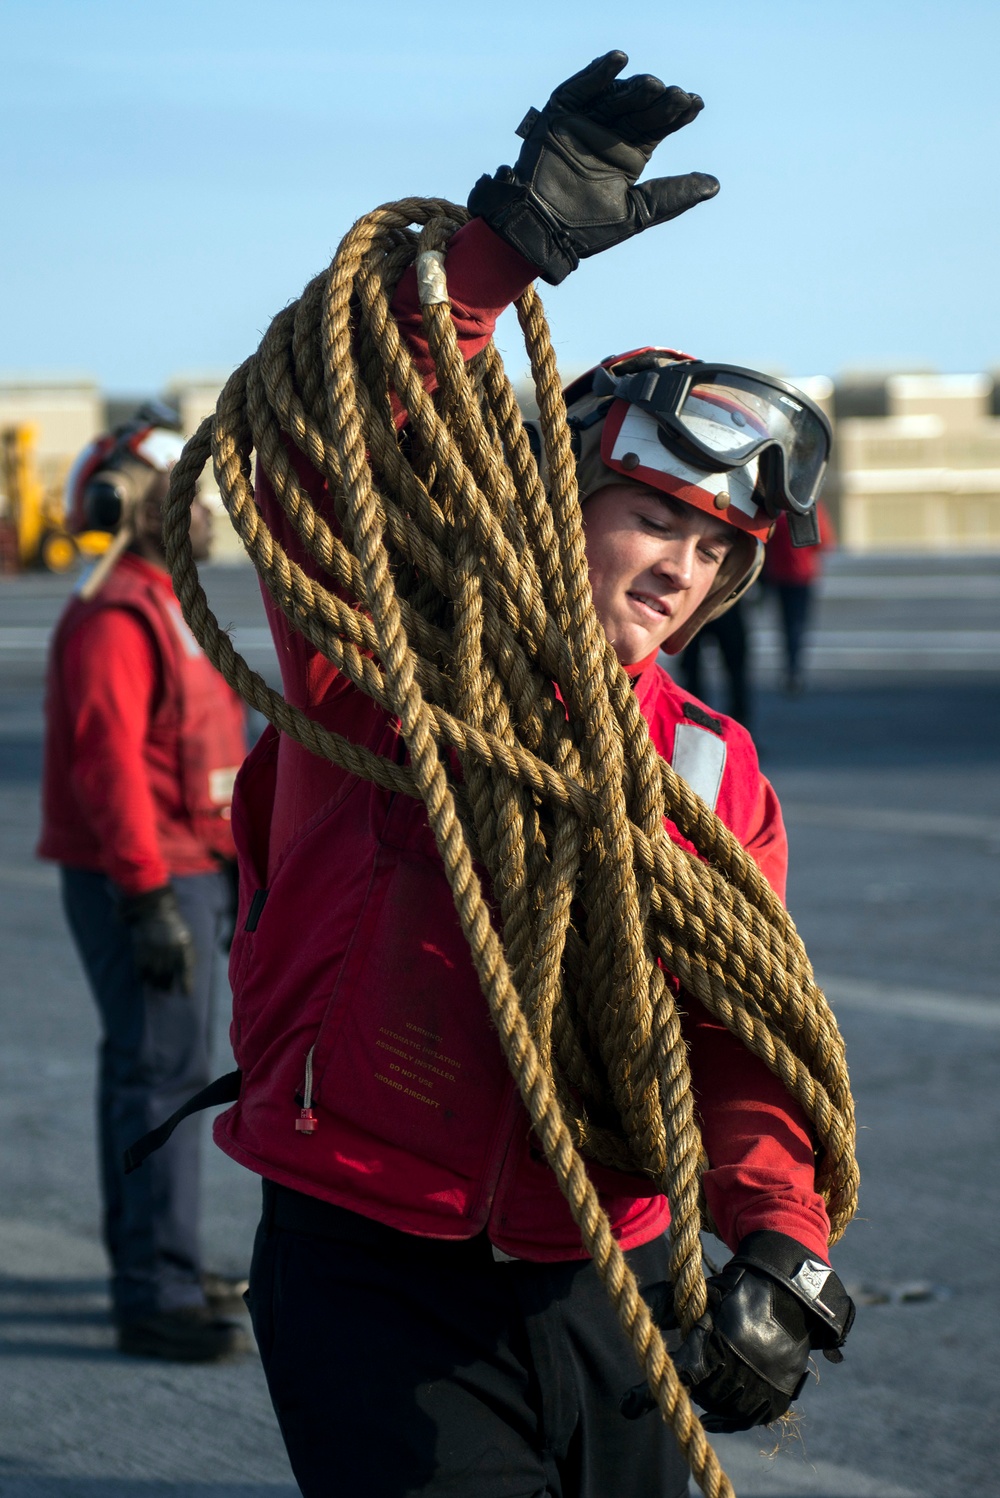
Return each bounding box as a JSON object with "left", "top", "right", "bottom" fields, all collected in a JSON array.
[{"left": 2, "top": 0, "right": 997, "bottom": 392}]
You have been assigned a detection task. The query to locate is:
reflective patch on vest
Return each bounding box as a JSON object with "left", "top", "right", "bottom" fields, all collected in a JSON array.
[
  {"left": 209, "top": 766, "right": 239, "bottom": 806},
  {"left": 166, "top": 598, "right": 205, "bottom": 659},
  {"left": 671, "top": 723, "right": 727, "bottom": 811}
]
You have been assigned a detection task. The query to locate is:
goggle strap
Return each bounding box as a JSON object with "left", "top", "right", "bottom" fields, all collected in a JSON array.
[
  {"left": 567, "top": 397, "right": 614, "bottom": 433},
  {"left": 787, "top": 509, "right": 821, "bottom": 548},
  {"left": 593, "top": 366, "right": 668, "bottom": 406}
]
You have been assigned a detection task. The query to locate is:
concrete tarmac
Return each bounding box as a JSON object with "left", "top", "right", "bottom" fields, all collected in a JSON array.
[{"left": 0, "top": 555, "right": 996, "bottom": 1497}]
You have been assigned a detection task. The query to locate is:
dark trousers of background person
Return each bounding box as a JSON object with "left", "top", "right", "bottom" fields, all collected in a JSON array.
[
  {"left": 772, "top": 581, "right": 814, "bottom": 686},
  {"left": 60, "top": 866, "right": 228, "bottom": 1324},
  {"left": 767, "top": 581, "right": 815, "bottom": 689},
  {"left": 678, "top": 599, "right": 750, "bottom": 726},
  {"left": 249, "top": 1181, "right": 691, "bottom": 1498}
]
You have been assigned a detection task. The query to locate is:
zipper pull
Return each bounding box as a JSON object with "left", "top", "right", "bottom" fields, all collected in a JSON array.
[{"left": 295, "top": 1045, "right": 318, "bottom": 1135}]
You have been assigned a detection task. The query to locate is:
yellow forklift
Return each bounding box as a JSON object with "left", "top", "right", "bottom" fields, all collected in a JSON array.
[{"left": 0, "top": 424, "right": 111, "bottom": 574}]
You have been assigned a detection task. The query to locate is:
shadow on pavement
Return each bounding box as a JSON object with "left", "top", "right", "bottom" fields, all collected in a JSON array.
[
  {"left": 0, "top": 1278, "right": 106, "bottom": 1297},
  {"left": 0, "top": 1484, "right": 298, "bottom": 1497},
  {"left": 0, "top": 1341, "right": 123, "bottom": 1360},
  {"left": 5, "top": 679, "right": 1000, "bottom": 786},
  {"left": 0, "top": 1276, "right": 109, "bottom": 1357},
  {"left": 0, "top": 1310, "right": 111, "bottom": 1327},
  {"left": 756, "top": 677, "right": 1000, "bottom": 769},
  {"left": 0, "top": 1275, "right": 112, "bottom": 1354}
]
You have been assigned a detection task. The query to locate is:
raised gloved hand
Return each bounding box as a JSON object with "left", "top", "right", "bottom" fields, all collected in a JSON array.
[
  {"left": 468, "top": 49, "right": 719, "bottom": 285},
  {"left": 621, "top": 1231, "right": 856, "bottom": 1431},
  {"left": 119, "top": 885, "right": 196, "bottom": 995}
]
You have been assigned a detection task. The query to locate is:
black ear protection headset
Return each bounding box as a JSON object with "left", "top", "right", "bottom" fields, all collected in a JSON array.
[
  {"left": 79, "top": 403, "right": 182, "bottom": 533},
  {"left": 81, "top": 462, "right": 139, "bottom": 532}
]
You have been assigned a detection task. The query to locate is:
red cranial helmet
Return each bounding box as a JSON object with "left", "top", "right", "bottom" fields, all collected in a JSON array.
[
  {"left": 65, "top": 419, "right": 185, "bottom": 535},
  {"left": 553, "top": 348, "right": 831, "bottom": 652}
]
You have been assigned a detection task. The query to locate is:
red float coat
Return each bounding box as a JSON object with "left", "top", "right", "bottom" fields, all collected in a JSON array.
[
  {"left": 214, "top": 219, "right": 832, "bottom": 1263},
  {"left": 38, "top": 552, "right": 245, "bottom": 894}
]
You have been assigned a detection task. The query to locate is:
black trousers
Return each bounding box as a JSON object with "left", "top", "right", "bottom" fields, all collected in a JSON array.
[
  {"left": 769, "top": 582, "right": 814, "bottom": 677},
  {"left": 249, "top": 1182, "right": 690, "bottom": 1498},
  {"left": 61, "top": 866, "right": 228, "bottom": 1320}
]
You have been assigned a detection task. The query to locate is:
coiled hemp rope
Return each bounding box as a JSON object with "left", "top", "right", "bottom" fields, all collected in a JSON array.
[{"left": 164, "top": 199, "right": 857, "bottom": 1498}]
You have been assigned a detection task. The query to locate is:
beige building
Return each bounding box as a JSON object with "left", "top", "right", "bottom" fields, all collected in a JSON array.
[
  {"left": 4, "top": 368, "right": 1000, "bottom": 562},
  {"left": 832, "top": 373, "right": 1000, "bottom": 552},
  {"left": 0, "top": 372, "right": 248, "bottom": 562},
  {"left": 0, "top": 377, "right": 103, "bottom": 501},
  {"left": 163, "top": 375, "right": 245, "bottom": 561}
]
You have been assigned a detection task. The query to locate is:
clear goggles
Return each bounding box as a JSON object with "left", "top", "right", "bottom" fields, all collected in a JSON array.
[{"left": 591, "top": 360, "right": 832, "bottom": 518}]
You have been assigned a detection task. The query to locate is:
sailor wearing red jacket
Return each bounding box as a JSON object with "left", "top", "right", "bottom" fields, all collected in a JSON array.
[
  {"left": 38, "top": 421, "right": 247, "bottom": 1362},
  {"left": 762, "top": 502, "right": 837, "bottom": 693},
  {"left": 223, "top": 53, "right": 855, "bottom": 1498}
]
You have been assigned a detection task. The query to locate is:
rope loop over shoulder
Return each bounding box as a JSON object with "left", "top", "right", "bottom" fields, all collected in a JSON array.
[{"left": 163, "top": 197, "right": 858, "bottom": 1498}]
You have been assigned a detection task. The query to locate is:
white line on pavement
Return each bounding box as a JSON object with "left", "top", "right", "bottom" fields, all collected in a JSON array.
[
  {"left": 823, "top": 975, "right": 1000, "bottom": 1027},
  {"left": 0, "top": 625, "right": 280, "bottom": 652},
  {"left": 754, "top": 628, "right": 1000, "bottom": 651},
  {"left": 783, "top": 803, "right": 1000, "bottom": 845},
  {"left": 0, "top": 863, "right": 58, "bottom": 889},
  {"left": 0, "top": 628, "right": 51, "bottom": 647},
  {"left": 819, "top": 574, "right": 1000, "bottom": 600},
  {"left": 0, "top": 625, "right": 998, "bottom": 671}
]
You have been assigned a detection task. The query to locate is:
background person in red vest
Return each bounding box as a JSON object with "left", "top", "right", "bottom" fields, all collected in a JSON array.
[
  {"left": 761, "top": 500, "right": 836, "bottom": 695},
  {"left": 38, "top": 416, "right": 249, "bottom": 1361}
]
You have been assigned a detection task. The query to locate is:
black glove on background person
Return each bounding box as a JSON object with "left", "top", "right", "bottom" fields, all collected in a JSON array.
[
  {"left": 468, "top": 50, "right": 719, "bottom": 285},
  {"left": 621, "top": 1230, "right": 856, "bottom": 1432},
  {"left": 119, "top": 885, "right": 195, "bottom": 995}
]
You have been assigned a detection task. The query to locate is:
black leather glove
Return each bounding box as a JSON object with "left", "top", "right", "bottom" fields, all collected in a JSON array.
[
  {"left": 119, "top": 885, "right": 196, "bottom": 995},
  {"left": 621, "top": 1231, "right": 855, "bottom": 1432},
  {"left": 468, "top": 49, "right": 719, "bottom": 285}
]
